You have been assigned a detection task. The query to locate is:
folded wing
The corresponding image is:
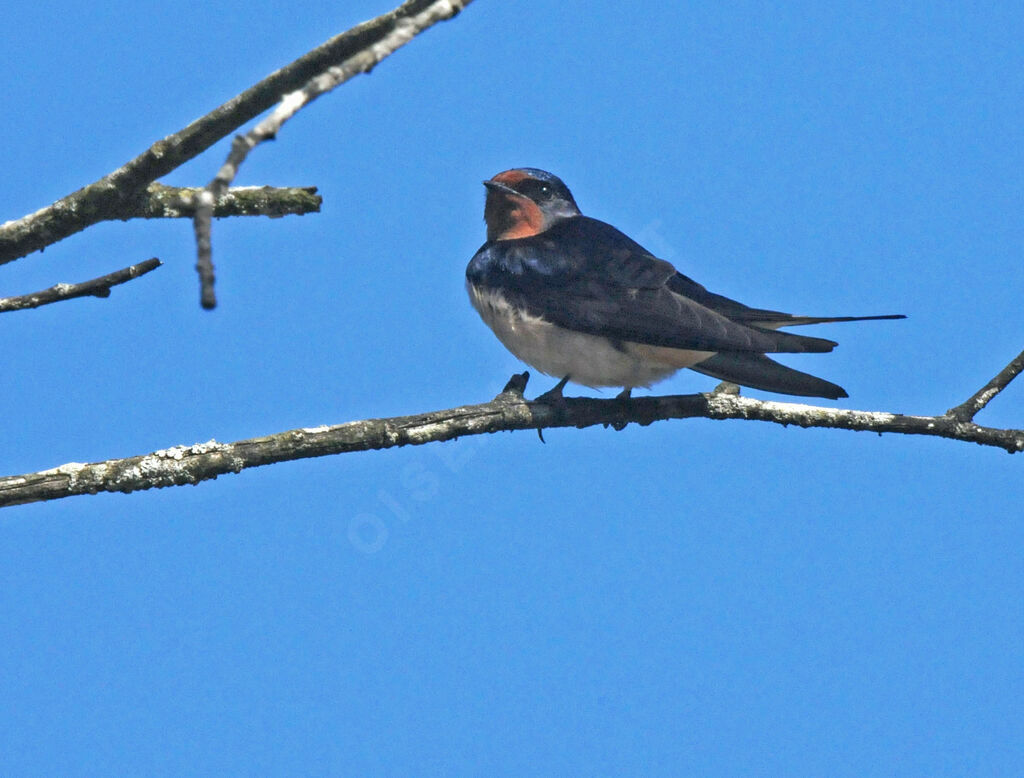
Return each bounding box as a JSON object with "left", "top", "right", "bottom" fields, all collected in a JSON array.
[{"left": 469, "top": 217, "right": 842, "bottom": 355}]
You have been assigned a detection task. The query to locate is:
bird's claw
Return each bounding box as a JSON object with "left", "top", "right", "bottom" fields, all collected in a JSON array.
[
  {"left": 602, "top": 387, "right": 632, "bottom": 430},
  {"left": 533, "top": 376, "right": 572, "bottom": 444}
]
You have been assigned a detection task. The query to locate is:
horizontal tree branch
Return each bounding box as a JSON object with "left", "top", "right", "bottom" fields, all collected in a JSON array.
[
  {"left": 0, "top": 0, "right": 471, "bottom": 265},
  {"left": 131, "top": 184, "right": 321, "bottom": 219},
  {"left": 0, "top": 258, "right": 161, "bottom": 313},
  {"left": 1, "top": 370, "right": 1020, "bottom": 509}
]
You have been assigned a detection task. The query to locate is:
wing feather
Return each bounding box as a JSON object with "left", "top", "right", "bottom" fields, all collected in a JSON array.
[{"left": 467, "top": 217, "right": 838, "bottom": 354}]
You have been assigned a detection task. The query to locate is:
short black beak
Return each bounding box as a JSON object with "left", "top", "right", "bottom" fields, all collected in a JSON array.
[{"left": 483, "top": 179, "right": 520, "bottom": 197}]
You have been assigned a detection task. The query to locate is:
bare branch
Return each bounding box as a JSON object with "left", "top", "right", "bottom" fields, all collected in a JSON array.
[
  {"left": 1, "top": 368, "right": 1020, "bottom": 509},
  {"left": 194, "top": 0, "right": 472, "bottom": 307},
  {"left": 0, "top": 258, "right": 162, "bottom": 313},
  {"left": 194, "top": 190, "right": 218, "bottom": 309},
  {"left": 131, "top": 184, "right": 321, "bottom": 219},
  {"left": 946, "top": 348, "right": 1024, "bottom": 422},
  {"left": 0, "top": 0, "right": 473, "bottom": 265}
]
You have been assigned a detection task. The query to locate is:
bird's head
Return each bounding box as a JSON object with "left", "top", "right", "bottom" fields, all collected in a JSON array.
[{"left": 483, "top": 168, "right": 580, "bottom": 241}]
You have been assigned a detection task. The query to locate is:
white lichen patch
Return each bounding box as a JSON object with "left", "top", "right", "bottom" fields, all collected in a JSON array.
[
  {"left": 38, "top": 461, "right": 108, "bottom": 491},
  {"left": 406, "top": 423, "right": 450, "bottom": 444},
  {"left": 153, "top": 447, "right": 186, "bottom": 461},
  {"left": 188, "top": 439, "right": 222, "bottom": 454},
  {"left": 846, "top": 410, "right": 899, "bottom": 425},
  {"left": 278, "top": 90, "right": 307, "bottom": 117},
  {"left": 41, "top": 462, "right": 88, "bottom": 475},
  {"left": 152, "top": 440, "right": 223, "bottom": 460},
  {"left": 133, "top": 457, "right": 165, "bottom": 479}
]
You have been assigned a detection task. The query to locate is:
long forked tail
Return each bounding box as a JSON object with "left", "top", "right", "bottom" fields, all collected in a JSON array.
[
  {"left": 772, "top": 313, "right": 906, "bottom": 328},
  {"left": 691, "top": 352, "right": 848, "bottom": 399}
]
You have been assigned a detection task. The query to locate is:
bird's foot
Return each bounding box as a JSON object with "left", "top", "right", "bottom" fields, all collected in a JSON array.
[
  {"left": 533, "top": 376, "right": 571, "bottom": 444},
  {"left": 712, "top": 381, "right": 741, "bottom": 396},
  {"left": 534, "top": 375, "right": 571, "bottom": 404},
  {"left": 607, "top": 386, "right": 632, "bottom": 430}
]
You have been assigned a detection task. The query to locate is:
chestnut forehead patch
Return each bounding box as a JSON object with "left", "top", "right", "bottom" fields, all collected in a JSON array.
[{"left": 490, "top": 169, "right": 531, "bottom": 186}]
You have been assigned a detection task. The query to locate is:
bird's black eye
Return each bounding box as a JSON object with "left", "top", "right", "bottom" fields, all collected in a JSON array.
[{"left": 518, "top": 179, "right": 554, "bottom": 200}]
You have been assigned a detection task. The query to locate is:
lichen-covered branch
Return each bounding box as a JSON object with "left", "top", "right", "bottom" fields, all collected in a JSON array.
[
  {"left": 1, "top": 367, "right": 1020, "bottom": 509},
  {"left": 0, "top": 258, "right": 161, "bottom": 313},
  {"left": 0, "top": 0, "right": 472, "bottom": 265},
  {"left": 194, "top": 0, "right": 472, "bottom": 307},
  {"left": 132, "top": 184, "right": 321, "bottom": 219}
]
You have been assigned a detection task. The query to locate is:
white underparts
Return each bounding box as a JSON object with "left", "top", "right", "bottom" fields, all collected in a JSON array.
[{"left": 468, "top": 284, "right": 714, "bottom": 389}]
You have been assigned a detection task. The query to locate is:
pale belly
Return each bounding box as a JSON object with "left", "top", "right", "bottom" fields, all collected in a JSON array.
[{"left": 468, "top": 284, "right": 714, "bottom": 389}]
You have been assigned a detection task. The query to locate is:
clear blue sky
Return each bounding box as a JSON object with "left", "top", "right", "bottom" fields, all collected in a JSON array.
[{"left": 2, "top": 1, "right": 1022, "bottom": 774}]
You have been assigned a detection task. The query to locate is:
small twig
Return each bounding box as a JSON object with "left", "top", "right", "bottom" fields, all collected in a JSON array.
[
  {"left": 0, "top": 258, "right": 161, "bottom": 313},
  {"left": 194, "top": 0, "right": 471, "bottom": 308},
  {"left": 194, "top": 190, "right": 217, "bottom": 309},
  {"left": 132, "top": 184, "right": 320, "bottom": 219},
  {"left": 946, "top": 348, "right": 1024, "bottom": 422}
]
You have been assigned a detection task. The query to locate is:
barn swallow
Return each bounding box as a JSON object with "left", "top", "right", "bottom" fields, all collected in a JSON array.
[{"left": 466, "top": 168, "right": 904, "bottom": 400}]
